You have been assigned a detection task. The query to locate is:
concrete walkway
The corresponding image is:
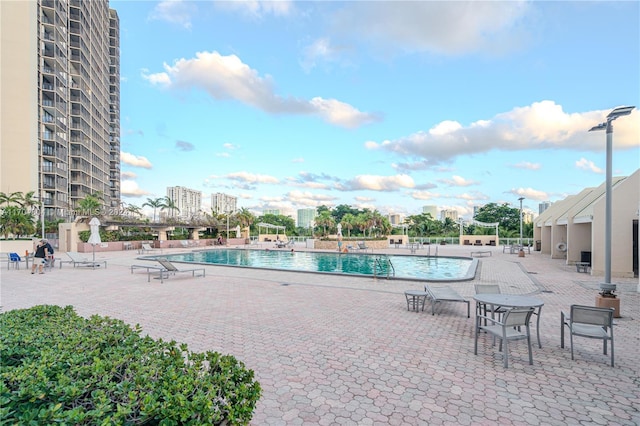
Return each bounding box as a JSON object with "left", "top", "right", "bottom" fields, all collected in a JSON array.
[{"left": 1, "top": 244, "right": 638, "bottom": 425}]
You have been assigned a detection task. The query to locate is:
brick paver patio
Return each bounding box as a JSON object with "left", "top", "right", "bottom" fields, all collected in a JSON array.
[{"left": 2, "top": 244, "right": 638, "bottom": 425}]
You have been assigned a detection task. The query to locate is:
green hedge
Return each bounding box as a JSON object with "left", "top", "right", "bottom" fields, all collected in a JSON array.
[{"left": 0, "top": 305, "right": 261, "bottom": 425}]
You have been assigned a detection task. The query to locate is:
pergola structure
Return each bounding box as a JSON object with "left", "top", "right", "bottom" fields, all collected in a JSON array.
[
  {"left": 459, "top": 219, "right": 500, "bottom": 246},
  {"left": 257, "top": 222, "right": 286, "bottom": 242}
]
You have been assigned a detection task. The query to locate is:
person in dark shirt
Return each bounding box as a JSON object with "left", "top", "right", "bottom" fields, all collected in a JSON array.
[{"left": 31, "top": 240, "right": 50, "bottom": 274}]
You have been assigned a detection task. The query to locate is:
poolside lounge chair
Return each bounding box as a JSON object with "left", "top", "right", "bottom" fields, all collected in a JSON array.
[
  {"left": 153, "top": 258, "right": 205, "bottom": 283},
  {"left": 424, "top": 285, "right": 470, "bottom": 318},
  {"left": 356, "top": 242, "right": 371, "bottom": 252},
  {"left": 139, "top": 243, "right": 160, "bottom": 254},
  {"left": 59, "top": 252, "right": 107, "bottom": 269}
]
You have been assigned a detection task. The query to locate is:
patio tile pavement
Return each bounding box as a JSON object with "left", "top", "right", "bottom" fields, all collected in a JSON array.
[{"left": 1, "top": 244, "right": 638, "bottom": 425}]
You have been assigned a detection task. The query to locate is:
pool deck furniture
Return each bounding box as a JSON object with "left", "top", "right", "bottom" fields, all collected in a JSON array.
[
  {"left": 131, "top": 264, "right": 168, "bottom": 282},
  {"left": 474, "top": 306, "right": 536, "bottom": 368},
  {"left": 561, "top": 305, "right": 615, "bottom": 367},
  {"left": 471, "top": 250, "right": 492, "bottom": 257},
  {"left": 59, "top": 252, "right": 107, "bottom": 269},
  {"left": 424, "top": 285, "right": 470, "bottom": 318},
  {"left": 575, "top": 262, "right": 590, "bottom": 273},
  {"left": 154, "top": 258, "right": 205, "bottom": 283},
  {"left": 404, "top": 290, "right": 428, "bottom": 312},
  {"left": 139, "top": 243, "right": 161, "bottom": 254},
  {"left": 473, "top": 293, "right": 544, "bottom": 348}
]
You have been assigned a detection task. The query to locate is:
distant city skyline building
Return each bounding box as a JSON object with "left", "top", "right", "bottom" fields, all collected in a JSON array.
[
  {"left": 440, "top": 209, "right": 459, "bottom": 222},
  {"left": 422, "top": 205, "right": 437, "bottom": 218},
  {"left": 166, "top": 186, "right": 201, "bottom": 220},
  {"left": 263, "top": 209, "right": 280, "bottom": 216},
  {"left": 523, "top": 211, "right": 534, "bottom": 224},
  {"left": 1, "top": 0, "right": 120, "bottom": 221},
  {"left": 387, "top": 213, "right": 402, "bottom": 225},
  {"left": 297, "top": 208, "right": 317, "bottom": 229},
  {"left": 539, "top": 201, "right": 551, "bottom": 214},
  {"left": 211, "top": 193, "right": 237, "bottom": 214}
]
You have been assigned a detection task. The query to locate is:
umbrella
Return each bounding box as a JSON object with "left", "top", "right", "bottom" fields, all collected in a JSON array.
[{"left": 88, "top": 217, "right": 101, "bottom": 269}]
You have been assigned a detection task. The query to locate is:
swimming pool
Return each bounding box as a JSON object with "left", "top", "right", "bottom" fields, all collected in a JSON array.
[{"left": 155, "top": 249, "right": 477, "bottom": 282}]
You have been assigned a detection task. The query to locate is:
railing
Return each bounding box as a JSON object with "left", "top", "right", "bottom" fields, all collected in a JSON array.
[{"left": 373, "top": 257, "right": 394, "bottom": 279}]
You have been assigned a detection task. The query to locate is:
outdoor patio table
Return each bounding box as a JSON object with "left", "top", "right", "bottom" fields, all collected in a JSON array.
[
  {"left": 473, "top": 294, "right": 544, "bottom": 348},
  {"left": 404, "top": 290, "right": 428, "bottom": 312}
]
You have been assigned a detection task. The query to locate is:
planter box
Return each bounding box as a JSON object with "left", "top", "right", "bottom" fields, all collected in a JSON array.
[{"left": 595, "top": 294, "right": 621, "bottom": 318}]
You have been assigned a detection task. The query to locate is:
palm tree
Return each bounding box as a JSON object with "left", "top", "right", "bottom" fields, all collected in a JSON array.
[
  {"left": 142, "top": 197, "right": 165, "bottom": 222},
  {"left": 160, "top": 196, "right": 179, "bottom": 220},
  {"left": 0, "top": 191, "right": 22, "bottom": 207},
  {"left": 77, "top": 192, "right": 103, "bottom": 216},
  {"left": 236, "top": 208, "right": 256, "bottom": 230},
  {"left": 341, "top": 213, "right": 356, "bottom": 238},
  {"left": 315, "top": 210, "right": 334, "bottom": 237}
]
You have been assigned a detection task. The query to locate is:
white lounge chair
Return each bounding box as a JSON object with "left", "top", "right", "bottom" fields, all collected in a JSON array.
[
  {"left": 139, "top": 243, "right": 161, "bottom": 254},
  {"left": 155, "top": 258, "right": 205, "bottom": 283},
  {"left": 424, "top": 285, "right": 470, "bottom": 317},
  {"left": 59, "top": 252, "right": 107, "bottom": 268}
]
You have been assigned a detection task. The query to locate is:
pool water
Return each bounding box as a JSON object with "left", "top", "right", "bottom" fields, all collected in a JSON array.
[{"left": 158, "top": 249, "right": 477, "bottom": 281}]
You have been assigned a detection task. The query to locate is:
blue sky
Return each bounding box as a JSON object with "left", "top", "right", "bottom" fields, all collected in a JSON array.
[{"left": 112, "top": 0, "right": 639, "bottom": 220}]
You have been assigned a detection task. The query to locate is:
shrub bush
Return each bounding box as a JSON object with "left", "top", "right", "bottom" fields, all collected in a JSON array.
[{"left": 0, "top": 305, "right": 261, "bottom": 425}]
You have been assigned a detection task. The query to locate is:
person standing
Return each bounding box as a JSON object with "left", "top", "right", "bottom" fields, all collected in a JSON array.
[{"left": 31, "top": 240, "right": 49, "bottom": 274}]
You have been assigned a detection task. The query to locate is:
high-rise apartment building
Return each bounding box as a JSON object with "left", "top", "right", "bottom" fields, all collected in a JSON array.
[
  {"left": 211, "top": 193, "right": 237, "bottom": 214},
  {"left": 166, "top": 186, "right": 201, "bottom": 220},
  {"left": 387, "top": 213, "right": 402, "bottom": 225},
  {"left": 440, "top": 209, "right": 459, "bottom": 222},
  {"left": 263, "top": 209, "right": 280, "bottom": 216},
  {"left": 422, "top": 205, "right": 437, "bottom": 218},
  {"left": 1, "top": 0, "right": 120, "bottom": 221},
  {"left": 297, "top": 208, "right": 317, "bottom": 228},
  {"left": 538, "top": 201, "right": 551, "bottom": 214}
]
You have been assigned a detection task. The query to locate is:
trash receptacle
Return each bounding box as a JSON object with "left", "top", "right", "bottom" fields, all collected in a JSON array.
[{"left": 535, "top": 240, "right": 541, "bottom": 251}]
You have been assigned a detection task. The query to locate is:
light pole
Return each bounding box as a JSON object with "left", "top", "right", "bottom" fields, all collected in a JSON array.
[
  {"left": 589, "top": 105, "right": 636, "bottom": 294},
  {"left": 518, "top": 197, "right": 524, "bottom": 249}
]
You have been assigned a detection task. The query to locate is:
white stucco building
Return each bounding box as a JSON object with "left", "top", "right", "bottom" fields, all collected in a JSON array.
[{"left": 534, "top": 169, "right": 639, "bottom": 279}]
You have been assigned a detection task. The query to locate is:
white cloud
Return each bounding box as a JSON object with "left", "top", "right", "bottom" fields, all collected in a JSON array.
[
  {"left": 121, "top": 171, "right": 137, "bottom": 179},
  {"left": 148, "top": 0, "right": 196, "bottom": 29},
  {"left": 215, "top": 0, "right": 294, "bottom": 19},
  {"left": 512, "top": 161, "right": 541, "bottom": 170},
  {"left": 142, "top": 51, "right": 379, "bottom": 128},
  {"left": 331, "top": 1, "right": 530, "bottom": 56},
  {"left": 226, "top": 171, "right": 280, "bottom": 184},
  {"left": 575, "top": 158, "right": 604, "bottom": 174},
  {"left": 291, "top": 157, "right": 304, "bottom": 163},
  {"left": 121, "top": 180, "right": 151, "bottom": 197},
  {"left": 365, "top": 101, "right": 640, "bottom": 166},
  {"left": 300, "top": 38, "right": 350, "bottom": 72},
  {"left": 410, "top": 190, "right": 441, "bottom": 201},
  {"left": 508, "top": 187, "right": 549, "bottom": 201},
  {"left": 438, "top": 175, "right": 477, "bottom": 187},
  {"left": 121, "top": 152, "right": 153, "bottom": 169},
  {"left": 337, "top": 174, "right": 415, "bottom": 192}
]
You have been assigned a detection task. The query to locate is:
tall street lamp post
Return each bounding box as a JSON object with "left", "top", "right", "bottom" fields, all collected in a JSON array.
[
  {"left": 518, "top": 197, "right": 524, "bottom": 249},
  {"left": 588, "top": 105, "right": 635, "bottom": 294}
]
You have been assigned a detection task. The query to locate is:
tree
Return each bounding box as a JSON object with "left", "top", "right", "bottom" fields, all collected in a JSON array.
[
  {"left": 0, "top": 205, "right": 35, "bottom": 239},
  {"left": 161, "top": 196, "right": 179, "bottom": 219},
  {"left": 0, "top": 192, "right": 22, "bottom": 207},
  {"left": 77, "top": 193, "right": 103, "bottom": 216},
  {"left": 236, "top": 208, "right": 256, "bottom": 230},
  {"left": 142, "top": 197, "right": 165, "bottom": 222},
  {"left": 474, "top": 203, "right": 520, "bottom": 234},
  {"left": 340, "top": 213, "right": 357, "bottom": 238},
  {"left": 314, "top": 210, "right": 334, "bottom": 237}
]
